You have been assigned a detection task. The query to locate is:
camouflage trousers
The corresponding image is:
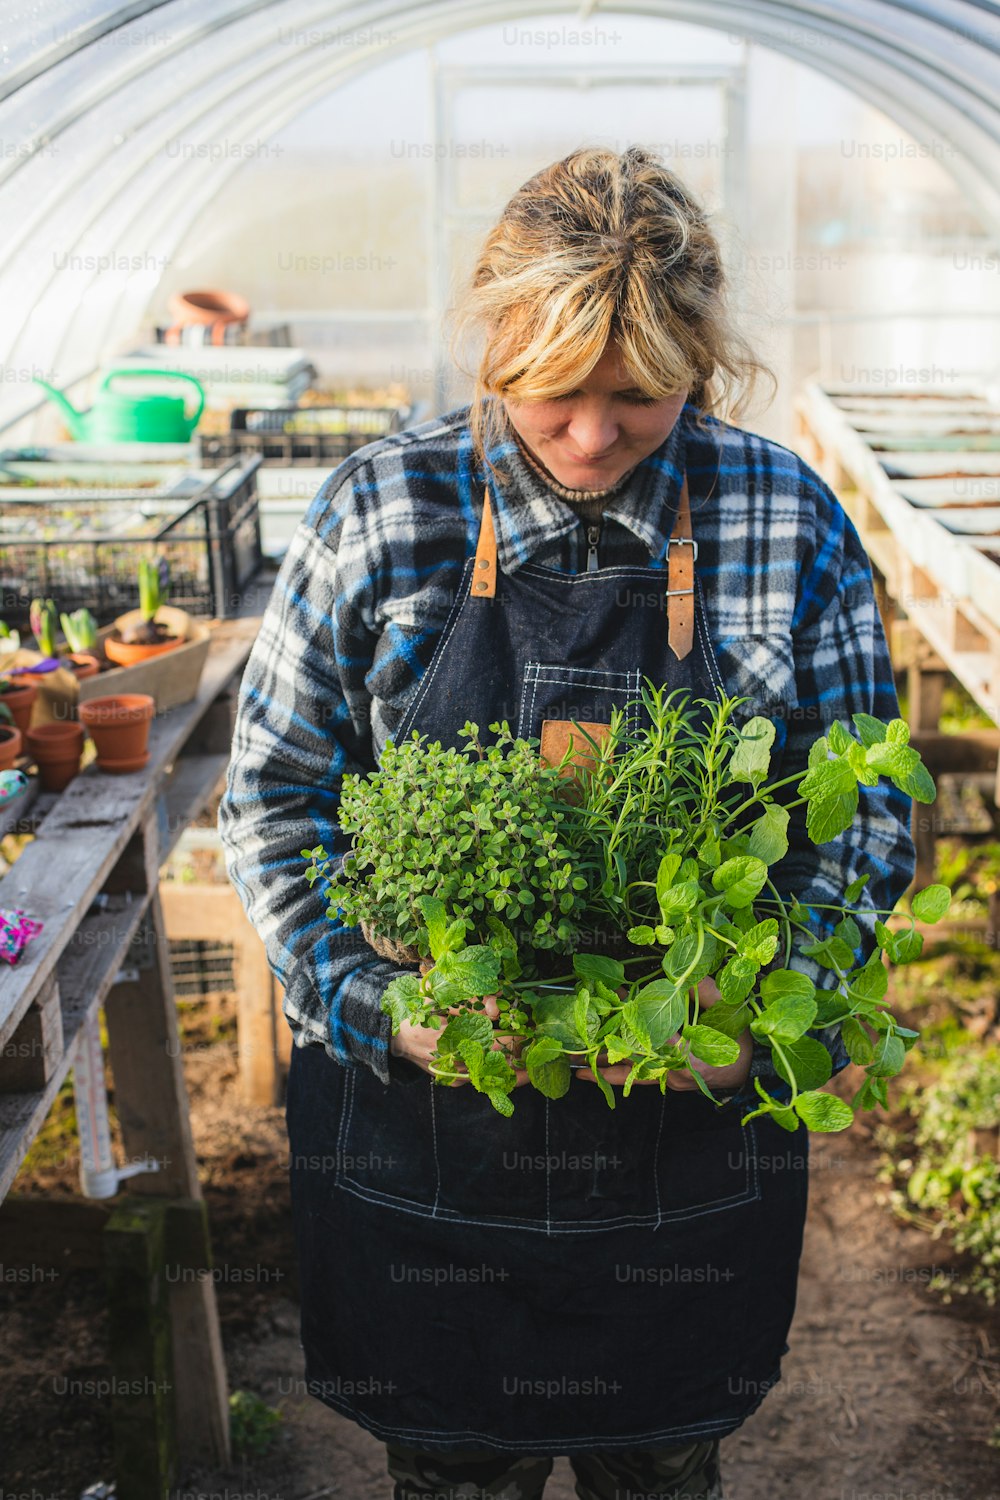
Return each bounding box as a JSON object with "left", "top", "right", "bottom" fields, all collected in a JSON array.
[{"left": 384, "top": 1435, "right": 723, "bottom": 1499}]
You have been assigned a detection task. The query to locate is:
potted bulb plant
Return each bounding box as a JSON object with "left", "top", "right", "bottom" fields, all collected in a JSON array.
[
  {"left": 59, "top": 609, "right": 102, "bottom": 679},
  {"left": 0, "top": 698, "right": 23, "bottom": 771},
  {"left": 104, "top": 559, "right": 186, "bottom": 666}
]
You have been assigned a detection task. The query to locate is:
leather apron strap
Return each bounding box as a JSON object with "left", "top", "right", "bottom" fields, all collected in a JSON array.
[{"left": 470, "top": 478, "right": 696, "bottom": 660}]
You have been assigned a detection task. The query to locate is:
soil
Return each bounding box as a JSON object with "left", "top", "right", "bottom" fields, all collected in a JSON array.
[
  {"left": 117, "top": 620, "right": 179, "bottom": 646},
  {"left": 1, "top": 1010, "right": 998, "bottom": 1499}
]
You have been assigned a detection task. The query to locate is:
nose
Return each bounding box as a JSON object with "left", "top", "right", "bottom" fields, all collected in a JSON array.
[{"left": 566, "top": 403, "right": 618, "bottom": 458}]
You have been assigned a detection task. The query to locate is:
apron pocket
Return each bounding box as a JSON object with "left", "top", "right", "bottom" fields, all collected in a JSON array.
[{"left": 518, "top": 662, "right": 642, "bottom": 741}]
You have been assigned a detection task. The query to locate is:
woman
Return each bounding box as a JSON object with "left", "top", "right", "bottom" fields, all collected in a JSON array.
[{"left": 219, "top": 146, "right": 915, "bottom": 1499}]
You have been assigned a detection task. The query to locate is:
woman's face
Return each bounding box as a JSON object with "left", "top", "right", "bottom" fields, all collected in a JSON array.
[{"left": 502, "top": 342, "right": 689, "bottom": 491}]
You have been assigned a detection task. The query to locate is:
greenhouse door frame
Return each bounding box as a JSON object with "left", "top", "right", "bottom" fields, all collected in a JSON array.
[{"left": 430, "top": 59, "right": 749, "bottom": 414}]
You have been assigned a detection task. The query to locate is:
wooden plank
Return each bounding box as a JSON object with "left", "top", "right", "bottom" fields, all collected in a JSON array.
[
  {"left": 0, "top": 973, "right": 62, "bottom": 1093},
  {"left": 164, "top": 1199, "right": 231, "bottom": 1466},
  {"left": 158, "top": 754, "right": 229, "bottom": 865},
  {"left": 102, "top": 892, "right": 200, "bottom": 1200},
  {"left": 0, "top": 620, "right": 259, "bottom": 1050},
  {"left": 0, "top": 894, "right": 150, "bottom": 1200},
  {"left": 104, "top": 889, "right": 230, "bottom": 1464},
  {"left": 104, "top": 1198, "right": 178, "bottom": 1499},
  {"left": 159, "top": 882, "right": 282, "bottom": 1106}
]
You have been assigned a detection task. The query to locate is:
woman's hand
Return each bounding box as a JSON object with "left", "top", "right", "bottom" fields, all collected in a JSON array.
[
  {"left": 389, "top": 960, "right": 531, "bottom": 1087},
  {"left": 576, "top": 976, "right": 752, "bottom": 1093}
]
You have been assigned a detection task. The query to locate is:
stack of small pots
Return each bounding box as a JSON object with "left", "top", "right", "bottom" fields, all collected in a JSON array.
[{"left": 78, "top": 695, "right": 156, "bottom": 775}]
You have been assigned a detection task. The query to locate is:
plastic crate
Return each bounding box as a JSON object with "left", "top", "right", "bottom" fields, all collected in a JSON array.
[
  {"left": 196, "top": 403, "right": 410, "bottom": 466},
  {"left": 0, "top": 455, "right": 263, "bottom": 628}
]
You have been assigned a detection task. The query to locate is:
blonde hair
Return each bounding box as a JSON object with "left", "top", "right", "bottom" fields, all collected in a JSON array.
[{"left": 447, "top": 144, "right": 775, "bottom": 481}]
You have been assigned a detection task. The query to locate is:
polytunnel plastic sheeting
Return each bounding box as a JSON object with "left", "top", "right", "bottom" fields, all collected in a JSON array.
[{"left": 0, "top": 0, "right": 997, "bottom": 424}]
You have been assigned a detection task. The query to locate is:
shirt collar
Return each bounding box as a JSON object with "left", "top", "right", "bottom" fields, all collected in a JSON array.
[{"left": 475, "top": 399, "right": 693, "bottom": 573}]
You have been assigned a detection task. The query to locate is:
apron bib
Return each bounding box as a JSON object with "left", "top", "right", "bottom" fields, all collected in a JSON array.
[{"left": 287, "top": 471, "right": 810, "bottom": 1453}]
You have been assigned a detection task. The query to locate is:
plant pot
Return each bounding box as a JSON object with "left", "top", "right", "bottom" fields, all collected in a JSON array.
[
  {"left": 25, "top": 722, "right": 85, "bottom": 791},
  {"left": 361, "top": 919, "right": 421, "bottom": 967},
  {"left": 79, "top": 693, "right": 155, "bottom": 774},
  {"left": 0, "top": 676, "right": 38, "bottom": 735},
  {"left": 65, "top": 652, "right": 102, "bottom": 681},
  {"left": 0, "top": 725, "right": 23, "bottom": 771},
  {"left": 103, "top": 621, "right": 184, "bottom": 667}
]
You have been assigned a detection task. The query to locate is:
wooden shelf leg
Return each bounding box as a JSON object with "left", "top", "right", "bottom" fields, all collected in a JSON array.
[
  {"left": 103, "top": 1198, "right": 177, "bottom": 1499},
  {"left": 104, "top": 890, "right": 230, "bottom": 1469}
]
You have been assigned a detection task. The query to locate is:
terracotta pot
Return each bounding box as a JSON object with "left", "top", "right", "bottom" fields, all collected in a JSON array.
[
  {"left": 79, "top": 694, "right": 155, "bottom": 774},
  {"left": 26, "top": 722, "right": 85, "bottom": 792},
  {"left": 0, "top": 676, "right": 38, "bottom": 735},
  {"left": 65, "top": 652, "right": 102, "bottom": 680},
  {"left": 0, "top": 724, "right": 23, "bottom": 771},
  {"left": 103, "top": 625, "right": 184, "bottom": 668}
]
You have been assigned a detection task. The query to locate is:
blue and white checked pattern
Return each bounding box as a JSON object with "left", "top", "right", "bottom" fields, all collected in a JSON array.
[{"left": 218, "top": 400, "right": 916, "bottom": 1090}]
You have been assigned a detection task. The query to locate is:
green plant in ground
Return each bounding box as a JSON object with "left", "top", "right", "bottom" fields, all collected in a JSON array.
[
  {"left": 29, "top": 596, "right": 57, "bottom": 656},
  {"left": 306, "top": 683, "right": 949, "bottom": 1129},
  {"left": 229, "top": 1389, "right": 282, "bottom": 1458},
  {"left": 59, "top": 607, "right": 98, "bottom": 653},
  {"left": 878, "top": 1046, "right": 1000, "bottom": 1305},
  {"left": 306, "top": 720, "right": 589, "bottom": 953}
]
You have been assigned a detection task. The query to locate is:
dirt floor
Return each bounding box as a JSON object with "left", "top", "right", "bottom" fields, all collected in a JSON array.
[{"left": 1, "top": 1003, "right": 998, "bottom": 1500}]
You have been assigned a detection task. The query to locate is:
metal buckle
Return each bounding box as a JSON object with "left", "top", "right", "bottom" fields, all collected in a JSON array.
[
  {"left": 669, "top": 536, "right": 699, "bottom": 561},
  {"left": 663, "top": 585, "right": 695, "bottom": 597}
]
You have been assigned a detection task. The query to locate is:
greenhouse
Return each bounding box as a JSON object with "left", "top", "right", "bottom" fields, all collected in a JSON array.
[{"left": 0, "top": 3, "right": 998, "bottom": 1498}]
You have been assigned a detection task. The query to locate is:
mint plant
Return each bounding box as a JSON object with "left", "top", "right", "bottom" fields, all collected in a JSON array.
[{"left": 305, "top": 683, "right": 948, "bottom": 1132}]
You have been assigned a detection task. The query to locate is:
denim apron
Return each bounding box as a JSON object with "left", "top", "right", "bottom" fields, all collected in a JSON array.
[{"left": 286, "top": 470, "right": 810, "bottom": 1454}]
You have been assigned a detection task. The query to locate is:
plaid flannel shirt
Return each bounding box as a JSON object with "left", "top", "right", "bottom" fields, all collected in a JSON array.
[{"left": 218, "top": 400, "right": 916, "bottom": 1105}]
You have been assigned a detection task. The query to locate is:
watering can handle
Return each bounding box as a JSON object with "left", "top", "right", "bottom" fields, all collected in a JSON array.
[{"left": 100, "top": 368, "right": 206, "bottom": 427}]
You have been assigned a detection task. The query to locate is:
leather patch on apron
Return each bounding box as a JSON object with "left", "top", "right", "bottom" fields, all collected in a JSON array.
[{"left": 539, "top": 718, "right": 611, "bottom": 777}]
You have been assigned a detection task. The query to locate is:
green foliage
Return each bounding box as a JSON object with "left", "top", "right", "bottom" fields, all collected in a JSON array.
[
  {"left": 229, "top": 1389, "right": 282, "bottom": 1457},
  {"left": 879, "top": 1047, "right": 1000, "bottom": 1305},
  {"left": 29, "top": 596, "right": 58, "bottom": 656},
  {"left": 304, "top": 681, "right": 945, "bottom": 1127},
  {"left": 138, "top": 557, "right": 165, "bottom": 621},
  {"left": 60, "top": 607, "right": 98, "bottom": 651},
  {"left": 306, "top": 722, "right": 588, "bottom": 954}
]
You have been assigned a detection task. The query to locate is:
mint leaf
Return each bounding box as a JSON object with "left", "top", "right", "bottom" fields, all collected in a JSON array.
[
  {"left": 793, "top": 1091, "right": 854, "bottom": 1132},
  {"left": 841, "top": 1016, "right": 874, "bottom": 1066},
  {"left": 772, "top": 1037, "right": 833, "bottom": 1091},
  {"left": 436, "top": 944, "right": 501, "bottom": 997},
  {"left": 852, "top": 712, "right": 887, "bottom": 748},
  {"left": 382, "top": 973, "right": 422, "bottom": 1030},
  {"left": 747, "top": 803, "right": 790, "bottom": 863},
  {"left": 869, "top": 1031, "right": 906, "bottom": 1078},
  {"left": 712, "top": 855, "right": 769, "bottom": 909},
  {"left": 437, "top": 1011, "right": 495, "bottom": 1057},
  {"left": 728, "top": 716, "right": 775, "bottom": 784},
  {"left": 573, "top": 953, "right": 626, "bottom": 989},
  {"left": 683, "top": 1024, "right": 741, "bottom": 1067},
  {"left": 910, "top": 884, "right": 951, "bottom": 923},
  {"left": 760, "top": 969, "right": 816, "bottom": 1004},
  {"left": 416, "top": 894, "right": 449, "bottom": 959},
  {"left": 750, "top": 992, "right": 818, "bottom": 1044},
  {"left": 738, "top": 918, "right": 780, "bottom": 966},
  {"left": 801, "top": 756, "right": 859, "bottom": 844},
  {"left": 624, "top": 981, "right": 685, "bottom": 1048},
  {"left": 718, "top": 954, "right": 758, "bottom": 1005},
  {"left": 524, "top": 1037, "right": 572, "bottom": 1099}
]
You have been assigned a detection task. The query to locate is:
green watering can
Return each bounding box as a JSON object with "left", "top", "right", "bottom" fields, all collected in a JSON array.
[{"left": 33, "top": 367, "right": 206, "bottom": 443}]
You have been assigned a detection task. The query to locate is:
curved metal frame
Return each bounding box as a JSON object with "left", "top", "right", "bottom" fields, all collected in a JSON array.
[{"left": 0, "top": 0, "right": 996, "bottom": 422}]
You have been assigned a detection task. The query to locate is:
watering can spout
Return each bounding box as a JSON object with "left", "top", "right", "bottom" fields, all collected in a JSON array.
[{"left": 33, "top": 378, "right": 86, "bottom": 438}]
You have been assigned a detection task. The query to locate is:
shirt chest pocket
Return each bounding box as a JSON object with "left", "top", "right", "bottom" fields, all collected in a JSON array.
[{"left": 712, "top": 633, "right": 797, "bottom": 759}]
